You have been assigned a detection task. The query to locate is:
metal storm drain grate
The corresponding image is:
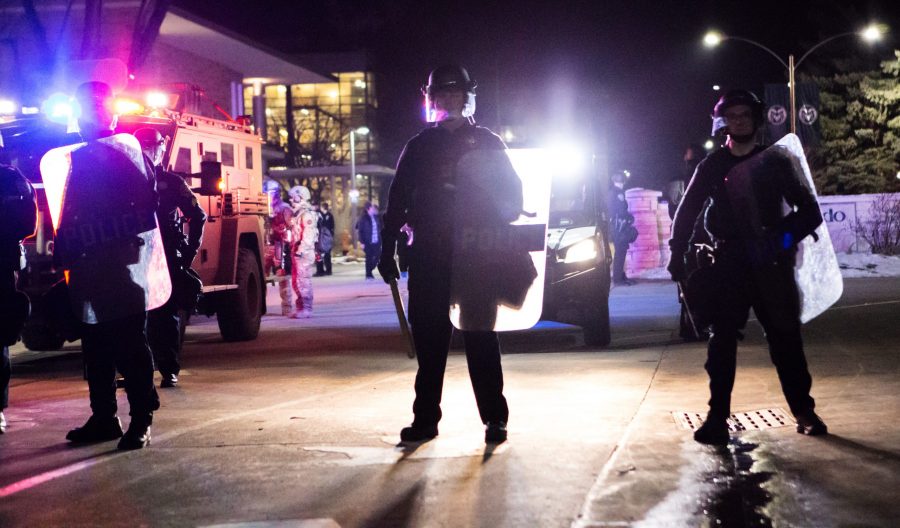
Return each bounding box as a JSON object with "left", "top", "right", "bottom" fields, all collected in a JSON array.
[{"left": 673, "top": 408, "right": 794, "bottom": 432}]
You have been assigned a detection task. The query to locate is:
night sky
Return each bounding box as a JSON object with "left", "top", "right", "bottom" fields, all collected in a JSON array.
[{"left": 174, "top": 0, "right": 897, "bottom": 189}]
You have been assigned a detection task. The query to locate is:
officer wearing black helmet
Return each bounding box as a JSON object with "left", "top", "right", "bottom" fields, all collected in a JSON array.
[
  {"left": 0, "top": 158, "right": 38, "bottom": 434},
  {"left": 377, "top": 65, "right": 513, "bottom": 444},
  {"left": 608, "top": 170, "right": 636, "bottom": 286},
  {"left": 55, "top": 81, "right": 163, "bottom": 450},
  {"left": 135, "top": 128, "right": 206, "bottom": 388},
  {"left": 667, "top": 89, "right": 827, "bottom": 445}
]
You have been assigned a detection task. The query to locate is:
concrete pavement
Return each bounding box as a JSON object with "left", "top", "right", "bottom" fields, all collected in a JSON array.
[
  {"left": 2, "top": 262, "right": 899, "bottom": 527},
  {"left": 575, "top": 277, "right": 900, "bottom": 527}
]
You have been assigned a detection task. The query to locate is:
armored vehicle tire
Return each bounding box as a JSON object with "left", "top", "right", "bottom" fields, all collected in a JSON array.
[
  {"left": 21, "top": 322, "right": 66, "bottom": 351},
  {"left": 217, "top": 248, "right": 263, "bottom": 341},
  {"left": 583, "top": 302, "right": 611, "bottom": 347}
]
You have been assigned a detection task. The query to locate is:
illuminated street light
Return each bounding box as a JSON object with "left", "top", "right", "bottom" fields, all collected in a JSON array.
[
  {"left": 703, "top": 31, "right": 723, "bottom": 47},
  {"left": 702, "top": 24, "right": 888, "bottom": 134},
  {"left": 704, "top": 139, "right": 715, "bottom": 150},
  {"left": 861, "top": 24, "right": 887, "bottom": 42},
  {"left": 349, "top": 126, "right": 371, "bottom": 247},
  {"left": 712, "top": 85, "right": 721, "bottom": 91}
]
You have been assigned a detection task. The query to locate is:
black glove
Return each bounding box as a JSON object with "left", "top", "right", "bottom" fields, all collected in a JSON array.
[
  {"left": 377, "top": 251, "right": 400, "bottom": 284},
  {"left": 667, "top": 252, "right": 688, "bottom": 282}
]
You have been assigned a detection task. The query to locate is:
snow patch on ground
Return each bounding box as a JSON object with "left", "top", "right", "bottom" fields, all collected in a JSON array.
[
  {"left": 836, "top": 252, "right": 900, "bottom": 278},
  {"left": 633, "top": 252, "right": 900, "bottom": 280}
]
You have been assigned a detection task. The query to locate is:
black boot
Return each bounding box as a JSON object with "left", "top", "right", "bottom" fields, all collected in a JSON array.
[
  {"left": 399, "top": 424, "right": 438, "bottom": 442},
  {"left": 118, "top": 417, "right": 152, "bottom": 450},
  {"left": 693, "top": 415, "right": 729, "bottom": 446},
  {"left": 66, "top": 415, "right": 124, "bottom": 443},
  {"left": 485, "top": 422, "right": 508, "bottom": 444},
  {"left": 160, "top": 373, "right": 178, "bottom": 388},
  {"left": 795, "top": 411, "right": 827, "bottom": 436}
]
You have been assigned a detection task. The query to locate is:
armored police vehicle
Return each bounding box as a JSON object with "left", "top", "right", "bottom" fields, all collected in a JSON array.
[{"left": 2, "top": 87, "right": 268, "bottom": 349}]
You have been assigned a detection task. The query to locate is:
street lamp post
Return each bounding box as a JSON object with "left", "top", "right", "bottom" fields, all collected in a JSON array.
[
  {"left": 703, "top": 25, "right": 886, "bottom": 134},
  {"left": 348, "top": 126, "right": 370, "bottom": 248}
]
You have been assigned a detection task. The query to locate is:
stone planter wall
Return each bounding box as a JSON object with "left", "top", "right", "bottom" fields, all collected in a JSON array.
[{"left": 621, "top": 190, "right": 899, "bottom": 276}]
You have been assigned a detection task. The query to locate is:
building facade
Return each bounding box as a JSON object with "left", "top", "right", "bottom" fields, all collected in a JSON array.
[{"left": 246, "top": 52, "right": 395, "bottom": 248}]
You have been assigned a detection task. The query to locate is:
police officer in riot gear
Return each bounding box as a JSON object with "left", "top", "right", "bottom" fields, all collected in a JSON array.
[
  {"left": 667, "top": 89, "right": 827, "bottom": 445},
  {"left": 60, "top": 82, "right": 162, "bottom": 450},
  {"left": 378, "top": 65, "right": 512, "bottom": 444},
  {"left": 135, "top": 128, "right": 206, "bottom": 388},
  {"left": 0, "top": 160, "right": 38, "bottom": 434},
  {"left": 608, "top": 171, "right": 636, "bottom": 286}
]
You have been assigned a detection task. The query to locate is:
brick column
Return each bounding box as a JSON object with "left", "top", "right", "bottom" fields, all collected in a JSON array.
[{"left": 624, "top": 188, "right": 663, "bottom": 276}]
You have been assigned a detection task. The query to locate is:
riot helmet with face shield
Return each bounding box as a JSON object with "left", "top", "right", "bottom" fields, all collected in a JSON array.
[
  {"left": 710, "top": 89, "right": 765, "bottom": 137},
  {"left": 74, "top": 81, "right": 117, "bottom": 138},
  {"left": 422, "top": 65, "right": 477, "bottom": 123},
  {"left": 134, "top": 128, "right": 167, "bottom": 167}
]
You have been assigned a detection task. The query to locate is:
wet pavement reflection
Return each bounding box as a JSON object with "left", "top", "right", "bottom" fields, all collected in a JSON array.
[{"left": 699, "top": 440, "right": 773, "bottom": 527}]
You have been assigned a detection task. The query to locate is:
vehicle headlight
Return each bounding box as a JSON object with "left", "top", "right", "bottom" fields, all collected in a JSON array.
[{"left": 562, "top": 238, "right": 597, "bottom": 264}]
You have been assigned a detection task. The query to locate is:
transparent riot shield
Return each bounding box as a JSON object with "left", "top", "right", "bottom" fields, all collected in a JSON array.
[
  {"left": 40, "top": 133, "right": 171, "bottom": 324},
  {"left": 723, "top": 133, "right": 842, "bottom": 323},
  {"left": 450, "top": 148, "right": 551, "bottom": 332}
]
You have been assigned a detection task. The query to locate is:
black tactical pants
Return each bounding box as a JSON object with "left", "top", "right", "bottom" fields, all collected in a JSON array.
[
  {"left": 612, "top": 240, "right": 629, "bottom": 282},
  {"left": 148, "top": 297, "right": 181, "bottom": 377},
  {"left": 81, "top": 312, "right": 160, "bottom": 420},
  {"left": 705, "top": 245, "right": 815, "bottom": 420},
  {"left": 1, "top": 346, "right": 9, "bottom": 410},
  {"left": 2, "top": 270, "right": 15, "bottom": 410},
  {"left": 407, "top": 249, "right": 509, "bottom": 428}
]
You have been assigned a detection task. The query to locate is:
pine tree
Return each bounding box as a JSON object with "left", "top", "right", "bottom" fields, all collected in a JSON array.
[{"left": 808, "top": 50, "right": 900, "bottom": 195}]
